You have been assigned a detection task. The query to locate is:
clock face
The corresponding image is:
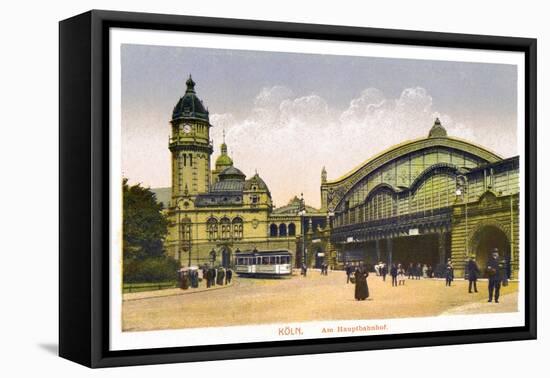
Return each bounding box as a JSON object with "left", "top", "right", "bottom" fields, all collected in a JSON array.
[{"left": 183, "top": 124, "right": 192, "bottom": 134}]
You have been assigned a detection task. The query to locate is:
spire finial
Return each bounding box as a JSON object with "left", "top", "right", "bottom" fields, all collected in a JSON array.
[
  {"left": 223, "top": 129, "right": 226, "bottom": 144},
  {"left": 185, "top": 74, "right": 196, "bottom": 94}
]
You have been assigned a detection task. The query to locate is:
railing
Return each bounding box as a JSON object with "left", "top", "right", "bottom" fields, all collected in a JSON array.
[{"left": 123, "top": 281, "right": 177, "bottom": 293}]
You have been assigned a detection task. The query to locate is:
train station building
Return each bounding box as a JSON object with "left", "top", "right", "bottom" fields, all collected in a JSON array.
[
  {"left": 322, "top": 119, "right": 519, "bottom": 278},
  {"left": 159, "top": 77, "right": 519, "bottom": 278}
]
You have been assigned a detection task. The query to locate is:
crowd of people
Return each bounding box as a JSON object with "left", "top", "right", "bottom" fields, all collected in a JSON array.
[
  {"left": 175, "top": 248, "right": 511, "bottom": 305},
  {"left": 176, "top": 265, "right": 233, "bottom": 290},
  {"left": 341, "top": 248, "right": 511, "bottom": 303}
]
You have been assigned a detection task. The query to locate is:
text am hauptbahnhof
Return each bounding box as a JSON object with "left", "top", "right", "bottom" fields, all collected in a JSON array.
[{"left": 154, "top": 77, "right": 519, "bottom": 278}]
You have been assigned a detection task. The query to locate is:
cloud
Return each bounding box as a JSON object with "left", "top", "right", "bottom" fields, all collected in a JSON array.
[{"left": 209, "top": 85, "right": 478, "bottom": 209}]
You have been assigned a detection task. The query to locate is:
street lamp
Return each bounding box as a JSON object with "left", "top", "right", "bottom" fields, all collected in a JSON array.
[
  {"left": 210, "top": 248, "right": 216, "bottom": 265},
  {"left": 298, "top": 193, "right": 307, "bottom": 268},
  {"left": 456, "top": 174, "right": 469, "bottom": 276}
]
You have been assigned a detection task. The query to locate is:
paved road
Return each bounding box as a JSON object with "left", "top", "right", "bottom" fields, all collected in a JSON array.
[{"left": 122, "top": 270, "right": 518, "bottom": 332}]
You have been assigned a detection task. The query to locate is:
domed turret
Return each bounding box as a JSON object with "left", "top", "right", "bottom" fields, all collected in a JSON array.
[
  {"left": 428, "top": 118, "right": 448, "bottom": 138},
  {"left": 172, "top": 75, "right": 210, "bottom": 122},
  {"left": 244, "top": 172, "right": 270, "bottom": 193},
  {"left": 215, "top": 131, "right": 233, "bottom": 170}
]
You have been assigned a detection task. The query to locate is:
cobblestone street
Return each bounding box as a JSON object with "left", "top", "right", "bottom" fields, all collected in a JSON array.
[{"left": 122, "top": 270, "right": 518, "bottom": 332}]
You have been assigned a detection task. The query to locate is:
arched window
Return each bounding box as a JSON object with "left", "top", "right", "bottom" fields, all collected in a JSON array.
[
  {"left": 220, "top": 217, "right": 231, "bottom": 239},
  {"left": 270, "top": 223, "right": 278, "bottom": 237},
  {"left": 232, "top": 217, "right": 243, "bottom": 240},
  {"left": 279, "top": 223, "right": 287, "bottom": 237},
  {"left": 206, "top": 218, "right": 218, "bottom": 241},
  {"left": 288, "top": 223, "right": 296, "bottom": 236}
]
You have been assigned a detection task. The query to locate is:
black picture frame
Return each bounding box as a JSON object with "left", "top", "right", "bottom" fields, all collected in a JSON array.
[{"left": 59, "top": 9, "right": 537, "bottom": 368}]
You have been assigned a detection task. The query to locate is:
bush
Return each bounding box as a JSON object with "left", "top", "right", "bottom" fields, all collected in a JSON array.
[{"left": 123, "top": 256, "right": 180, "bottom": 284}]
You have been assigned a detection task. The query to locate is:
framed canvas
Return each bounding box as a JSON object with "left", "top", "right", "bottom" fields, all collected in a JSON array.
[{"left": 59, "top": 10, "right": 537, "bottom": 368}]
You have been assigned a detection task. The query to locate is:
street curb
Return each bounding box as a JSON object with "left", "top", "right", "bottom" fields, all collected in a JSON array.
[{"left": 123, "top": 281, "right": 236, "bottom": 302}]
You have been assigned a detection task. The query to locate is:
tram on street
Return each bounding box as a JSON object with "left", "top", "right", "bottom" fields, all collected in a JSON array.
[{"left": 234, "top": 249, "right": 293, "bottom": 277}]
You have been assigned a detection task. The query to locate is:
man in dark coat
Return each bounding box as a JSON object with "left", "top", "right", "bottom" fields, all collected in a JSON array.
[
  {"left": 354, "top": 262, "right": 369, "bottom": 301},
  {"left": 207, "top": 266, "right": 216, "bottom": 287},
  {"left": 466, "top": 256, "right": 480, "bottom": 293},
  {"left": 487, "top": 249, "right": 502, "bottom": 303},
  {"left": 225, "top": 268, "right": 233, "bottom": 284},
  {"left": 445, "top": 260, "right": 454, "bottom": 286},
  {"left": 216, "top": 267, "right": 225, "bottom": 286},
  {"left": 380, "top": 263, "right": 387, "bottom": 282},
  {"left": 345, "top": 263, "right": 353, "bottom": 284},
  {"left": 390, "top": 264, "right": 398, "bottom": 287}
]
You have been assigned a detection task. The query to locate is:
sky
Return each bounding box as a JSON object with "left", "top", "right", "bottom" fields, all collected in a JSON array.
[{"left": 121, "top": 44, "right": 518, "bottom": 209}]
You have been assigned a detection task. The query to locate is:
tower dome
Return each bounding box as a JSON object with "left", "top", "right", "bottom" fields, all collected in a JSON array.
[
  {"left": 215, "top": 141, "right": 233, "bottom": 169},
  {"left": 172, "top": 75, "right": 210, "bottom": 122},
  {"left": 428, "top": 118, "right": 448, "bottom": 138}
]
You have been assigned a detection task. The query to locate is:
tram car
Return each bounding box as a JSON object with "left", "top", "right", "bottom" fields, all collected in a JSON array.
[{"left": 234, "top": 249, "right": 293, "bottom": 277}]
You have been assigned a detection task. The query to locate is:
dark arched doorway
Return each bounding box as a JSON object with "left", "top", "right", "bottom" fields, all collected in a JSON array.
[
  {"left": 472, "top": 225, "right": 510, "bottom": 277},
  {"left": 221, "top": 246, "right": 232, "bottom": 268}
]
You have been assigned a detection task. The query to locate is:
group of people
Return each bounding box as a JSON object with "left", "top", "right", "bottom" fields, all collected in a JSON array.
[
  {"left": 345, "top": 247, "right": 511, "bottom": 304},
  {"left": 319, "top": 262, "right": 329, "bottom": 275},
  {"left": 176, "top": 265, "right": 233, "bottom": 290}
]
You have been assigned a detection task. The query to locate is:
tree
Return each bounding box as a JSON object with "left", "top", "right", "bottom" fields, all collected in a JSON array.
[{"left": 123, "top": 178, "right": 168, "bottom": 260}]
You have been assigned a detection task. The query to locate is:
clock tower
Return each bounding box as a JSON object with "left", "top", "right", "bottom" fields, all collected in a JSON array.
[{"left": 169, "top": 75, "right": 213, "bottom": 202}]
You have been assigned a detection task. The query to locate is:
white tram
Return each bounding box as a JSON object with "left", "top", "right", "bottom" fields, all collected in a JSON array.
[{"left": 234, "top": 249, "right": 293, "bottom": 277}]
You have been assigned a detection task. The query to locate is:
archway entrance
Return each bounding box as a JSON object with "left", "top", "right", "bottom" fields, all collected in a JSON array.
[
  {"left": 472, "top": 225, "right": 510, "bottom": 277},
  {"left": 221, "top": 246, "right": 232, "bottom": 268}
]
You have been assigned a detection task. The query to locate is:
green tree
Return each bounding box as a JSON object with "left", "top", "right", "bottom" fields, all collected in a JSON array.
[{"left": 123, "top": 178, "right": 168, "bottom": 260}]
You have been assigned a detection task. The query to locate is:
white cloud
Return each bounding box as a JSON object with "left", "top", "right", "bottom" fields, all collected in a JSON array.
[{"left": 209, "top": 85, "right": 479, "bottom": 209}]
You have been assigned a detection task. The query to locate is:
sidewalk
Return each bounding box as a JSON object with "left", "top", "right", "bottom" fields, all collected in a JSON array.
[
  {"left": 440, "top": 292, "right": 518, "bottom": 315},
  {"left": 123, "top": 281, "right": 235, "bottom": 302}
]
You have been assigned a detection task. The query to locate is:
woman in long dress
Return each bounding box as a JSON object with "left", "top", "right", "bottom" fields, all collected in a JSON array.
[{"left": 354, "top": 262, "right": 369, "bottom": 301}]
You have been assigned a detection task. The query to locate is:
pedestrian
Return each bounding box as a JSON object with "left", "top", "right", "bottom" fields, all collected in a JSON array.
[
  {"left": 422, "top": 264, "right": 428, "bottom": 278},
  {"left": 397, "top": 264, "right": 406, "bottom": 285},
  {"left": 226, "top": 268, "right": 233, "bottom": 284},
  {"left": 354, "top": 262, "right": 369, "bottom": 301},
  {"left": 345, "top": 263, "right": 353, "bottom": 283},
  {"left": 416, "top": 263, "right": 422, "bottom": 279},
  {"left": 179, "top": 268, "right": 190, "bottom": 290},
  {"left": 408, "top": 263, "right": 414, "bottom": 279},
  {"left": 445, "top": 260, "right": 454, "bottom": 286},
  {"left": 302, "top": 263, "right": 308, "bottom": 277},
  {"left": 190, "top": 268, "right": 198, "bottom": 288},
  {"left": 208, "top": 266, "right": 216, "bottom": 287},
  {"left": 487, "top": 249, "right": 504, "bottom": 303},
  {"left": 216, "top": 267, "right": 225, "bottom": 286},
  {"left": 466, "top": 256, "right": 480, "bottom": 293},
  {"left": 381, "top": 263, "right": 387, "bottom": 282},
  {"left": 390, "top": 263, "right": 398, "bottom": 287}
]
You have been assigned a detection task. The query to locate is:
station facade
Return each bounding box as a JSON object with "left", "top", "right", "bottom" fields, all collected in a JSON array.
[{"left": 322, "top": 120, "right": 519, "bottom": 278}]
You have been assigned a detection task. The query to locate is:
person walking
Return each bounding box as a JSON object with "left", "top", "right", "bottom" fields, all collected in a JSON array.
[
  {"left": 345, "top": 263, "right": 353, "bottom": 284},
  {"left": 408, "top": 263, "right": 414, "bottom": 279},
  {"left": 354, "top": 262, "right": 369, "bottom": 301},
  {"left": 416, "top": 263, "right": 422, "bottom": 279},
  {"left": 466, "top": 256, "right": 480, "bottom": 293},
  {"left": 216, "top": 267, "right": 225, "bottom": 286},
  {"left": 397, "top": 264, "right": 406, "bottom": 285},
  {"left": 380, "top": 263, "right": 387, "bottom": 282},
  {"left": 390, "top": 263, "right": 398, "bottom": 287},
  {"left": 445, "top": 260, "right": 454, "bottom": 287},
  {"left": 225, "top": 268, "right": 233, "bottom": 285},
  {"left": 487, "top": 249, "right": 504, "bottom": 303}
]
